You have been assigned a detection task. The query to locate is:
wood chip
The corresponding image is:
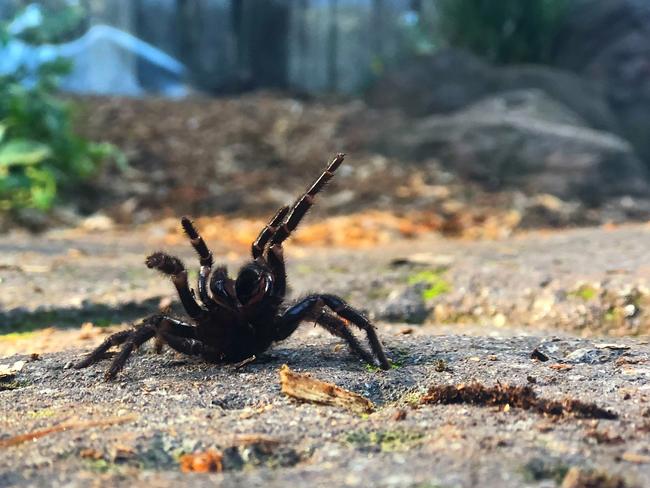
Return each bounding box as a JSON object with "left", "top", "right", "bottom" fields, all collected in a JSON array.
[
  {"left": 549, "top": 363, "right": 573, "bottom": 371},
  {"left": 279, "top": 364, "right": 375, "bottom": 414},
  {"left": 621, "top": 451, "right": 650, "bottom": 464},
  {"left": 595, "top": 343, "right": 630, "bottom": 350}
]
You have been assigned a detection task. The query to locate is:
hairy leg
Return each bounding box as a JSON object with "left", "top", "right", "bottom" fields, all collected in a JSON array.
[
  {"left": 270, "top": 153, "right": 345, "bottom": 247},
  {"left": 316, "top": 312, "right": 378, "bottom": 366},
  {"left": 158, "top": 330, "right": 206, "bottom": 356},
  {"left": 73, "top": 329, "right": 132, "bottom": 369},
  {"left": 316, "top": 293, "right": 390, "bottom": 370},
  {"left": 180, "top": 217, "right": 221, "bottom": 310},
  {"left": 252, "top": 205, "right": 290, "bottom": 259},
  {"left": 275, "top": 292, "right": 390, "bottom": 369},
  {"left": 145, "top": 251, "right": 204, "bottom": 319},
  {"left": 266, "top": 245, "right": 287, "bottom": 298},
  {"left": 74, "top": 315, "right": 198, "bottom": 380}
]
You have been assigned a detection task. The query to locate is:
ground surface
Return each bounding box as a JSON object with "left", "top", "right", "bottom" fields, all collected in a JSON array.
[{"left": 1, "top": 224, "right": 650, "bottom": 487}]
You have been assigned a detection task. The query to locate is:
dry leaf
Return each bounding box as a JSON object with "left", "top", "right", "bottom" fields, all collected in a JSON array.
[
  {"left": 179, "top": 449, "right": 223, "bottom": 473},
  {"left": 0, "top": 360, "right": 26, "bottom": 381},
  {"left": 279, "top": 364, "right": 374, "bottom": 414}
]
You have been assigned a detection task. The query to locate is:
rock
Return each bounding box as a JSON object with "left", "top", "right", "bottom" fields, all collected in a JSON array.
[
  {"left": 80, "top": 213, "right": 115, "bottom": 232},
  {"left": 565, "top": 347, "right": 624, "bottom": 364},
  {"left": 519, "top": 194, "right": 591, "bottom": 229},
  {"left": 498, "top": 64, "right": 619, "bottom": 134},
  {"left": 553, "top": 0, "right": 650, "bottom": 165},
  {"left": 377, "top": 287, "right": 429, "bottom": 324},
  {"left": 561, "top": 467, "right": 627, "bottom": 488},
  {"left": 379, "top": 89, "right": 649, "bottom": 203},
  {"left": 366, "top": 49, "right": 495, "bottom": 116},
  {"left": 367, "top": 48, "right": 619, "bottom": 134}
]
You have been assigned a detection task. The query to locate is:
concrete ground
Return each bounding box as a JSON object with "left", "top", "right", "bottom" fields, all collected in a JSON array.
[{"left": 1, "top": 224, "right": 650, "bottom": 487}]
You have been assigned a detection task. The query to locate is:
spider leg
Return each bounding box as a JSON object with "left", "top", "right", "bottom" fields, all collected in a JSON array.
[
  {"left": 75, "top": 315, "right": 198, "bottom": 380},
  {"left": 145, "top": 251, "right": 205, "bottom": 319},
  {"left": 157, "top": 330, "right": 206, "bottom": 356},
  {"left": 269, "top": 153, "right": 345, "bottom": 247},
  {"left": 105, "top": 324, "right": 157, "bottom": 380},
  {"left": 252, "top": 205, "right": 290, "bottom": 258},
  {"left": 73, "top": 329, "right": 132, "bottom": 369},
  {"left": 209, "top": 265, "right": 238, "bottom": 309},
  {"left": 276, "top": 293, "right": 390, "bottom": 369},
  {"left": 317, "top": 293, "right": 391, "bottom": 370},
  {"left": 181, "top": 216, "right": 219, "bottom": 310},
  {"left": 316, "top": 312, "right": 378, "bottom": 366},
  {"left": 266, "top": 244, "right": 287, "bottom": 298}
]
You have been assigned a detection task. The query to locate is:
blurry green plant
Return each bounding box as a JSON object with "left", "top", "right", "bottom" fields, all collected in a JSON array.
[
  {"left": 0, "top": 9, "right": 122, "bottom": 213},
  {"left": 13, "top": 1, "right": 86, "bottom": 45},
  {"left": 435, "top": 0, "right": 569, "bottom": 64}
]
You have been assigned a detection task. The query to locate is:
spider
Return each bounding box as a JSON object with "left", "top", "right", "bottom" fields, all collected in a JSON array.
[{"left": 75, "top": 153, "right": 391, "bottom": 379}]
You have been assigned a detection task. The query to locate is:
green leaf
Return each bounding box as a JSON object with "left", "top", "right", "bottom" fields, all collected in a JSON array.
[{"left": 0, "top": 139, "right": 52, "bottom": 167}]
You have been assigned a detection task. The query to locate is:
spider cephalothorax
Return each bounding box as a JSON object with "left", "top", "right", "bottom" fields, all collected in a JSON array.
[{"left": 75, "top": 154, "right": 391, "bottom": 379}]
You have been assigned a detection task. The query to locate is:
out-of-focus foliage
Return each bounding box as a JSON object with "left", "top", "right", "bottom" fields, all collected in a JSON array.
[
  {"left": 0, "top": 6, "right": 120, "bottom": 212},
  {"left": 12, "top": 1, "right": 86, "bottom": 45},
  {"left": 435, "top": 0, "right": 569, "bottom": 64}
]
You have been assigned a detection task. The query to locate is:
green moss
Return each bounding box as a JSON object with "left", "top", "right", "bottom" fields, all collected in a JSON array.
[
  {"left": 568, "top": 284, "right": 598, "bottom": 301},
  {"left": 345, "top": 429, "right": 424, "bottom": 452},
  {"left": 93, "top": 318, "right": 113, "bottom": 328},
  {"left": 0, "top": 330, "right": 39, "bottom": 340},
  {"left": 295, "top": 264, "right": 314, "bottom": 274},
  {"left": 366, "top": 348, "right": 408, "bottom": 372},
  {"left": 0, "top": 380, "right": 28, "bottom": 391},
  {"left": 407, "top": 270, "right": 451, "bottom": 300},
  {"left": 28, "top": 408, "right": 57, "bottom": 419},
  {"left": 399, "top": 390, "right": 424, "bottom": 408},
  {"left": 83, "top": 458, "right": 113, "bottom": 473}
]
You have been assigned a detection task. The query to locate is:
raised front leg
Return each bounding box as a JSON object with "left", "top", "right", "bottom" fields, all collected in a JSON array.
[
  {"left": 145, "top": 251, "right": 205, "bottom": 319},
  {"left": 181, "top": 216, "right": 218, "bottom": 310},
  {"left": 269, "top": 153, "right": 345, "bottom": 246},
  {"left": 252, "top": 205, "right": 290, "bottom": 258}
]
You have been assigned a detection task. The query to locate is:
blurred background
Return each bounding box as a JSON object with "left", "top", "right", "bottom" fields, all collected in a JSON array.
[{"left": 1, "top": 0, "right": 650, "bottom": 242}]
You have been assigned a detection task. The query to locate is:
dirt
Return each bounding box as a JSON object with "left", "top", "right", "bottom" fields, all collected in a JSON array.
[
  {"left": 3, "top": 222, "right": 650, "bottom": 341},
  {"left": 41, "top": 93, "right": 645, "bottom": 235},
  {"left": 1, "top": 333, "right": 648, "bottom": 487},
  {"left": 1, "top": 224, "right": 650, "bottom": 487}
]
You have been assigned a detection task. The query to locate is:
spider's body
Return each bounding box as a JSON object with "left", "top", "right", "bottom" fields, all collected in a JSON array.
[{"left": 75, "top": 154, "right": 391, "bottom": 379}]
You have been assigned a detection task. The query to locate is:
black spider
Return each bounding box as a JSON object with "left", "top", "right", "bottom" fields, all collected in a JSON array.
[{"left": 75, "top": 154, "right": 391, "bottom": 379}]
